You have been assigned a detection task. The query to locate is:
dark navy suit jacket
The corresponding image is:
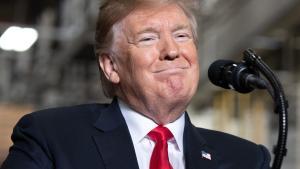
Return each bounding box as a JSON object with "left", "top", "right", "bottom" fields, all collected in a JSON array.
[{"left": 1, "top": 99, "right": 270, "bottom": 169}]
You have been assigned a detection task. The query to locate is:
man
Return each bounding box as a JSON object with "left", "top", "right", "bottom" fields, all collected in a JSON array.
[{"left": 1, "top": 0, "right": 271, "bottom": 169}]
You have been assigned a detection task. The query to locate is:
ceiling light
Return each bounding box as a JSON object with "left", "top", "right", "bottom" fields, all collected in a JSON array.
[{"left": 0, "top": 26, "right": 38, "bottom": 52}]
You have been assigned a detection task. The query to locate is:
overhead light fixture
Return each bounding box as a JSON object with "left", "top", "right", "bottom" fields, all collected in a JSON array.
[{"left": 0, "top": 26, "right": 39, "bottom": 52}]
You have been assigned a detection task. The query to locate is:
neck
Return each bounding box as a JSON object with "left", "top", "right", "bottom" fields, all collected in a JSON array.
[{"left": 117, "top": 95, "right": 187, "bottom": 125}]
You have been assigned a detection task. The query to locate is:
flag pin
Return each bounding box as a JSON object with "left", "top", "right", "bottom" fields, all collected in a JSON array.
[{"left": 201, "top": 150, "right": 211, "bottom": 160}]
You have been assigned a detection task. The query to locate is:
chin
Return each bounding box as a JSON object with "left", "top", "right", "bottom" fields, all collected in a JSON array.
[
  {"left": 168, "top": 81, "right": 197, "bottom": 99},
  {"left": 165, "top": 89, "right": 194, "bottom": 105}
]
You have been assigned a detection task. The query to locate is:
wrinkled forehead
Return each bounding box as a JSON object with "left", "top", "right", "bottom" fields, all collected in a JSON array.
[
  {"left": 120, "top": 4, "right": 190, "bottom": 34},
  {"left": 129, "top": 4, "right": 186, "bottom": 21}
]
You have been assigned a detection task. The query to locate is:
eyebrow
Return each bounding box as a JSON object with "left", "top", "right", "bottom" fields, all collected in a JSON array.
[
  {"left": 135, "top": 24, "right": 191, "bottom": 35},
  {"left": 172, "top": 24, "right": 191, "bottom": 32},
  {"left": 136, "top": 27, "right": 159, "bottom": 35}
]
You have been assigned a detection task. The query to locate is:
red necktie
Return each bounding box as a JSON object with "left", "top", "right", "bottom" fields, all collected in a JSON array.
[{"left": 148, "top": 125, "right": 174, "bottom": 169}]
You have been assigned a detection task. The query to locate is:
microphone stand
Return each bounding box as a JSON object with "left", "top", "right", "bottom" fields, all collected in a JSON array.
[{"left": 242, "top": 49, "right": 288, "bottom": 169}]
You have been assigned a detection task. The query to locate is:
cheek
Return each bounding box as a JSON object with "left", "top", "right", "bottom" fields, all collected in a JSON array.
[
  {"left": 180, "top": 44, "right": 200, "bottom": 81},
  {"left": 129, "top": 47, "right": 160, "bottom": 71},
  {"left": 181, "top": 44, "right": 199, "bottom": 65}
]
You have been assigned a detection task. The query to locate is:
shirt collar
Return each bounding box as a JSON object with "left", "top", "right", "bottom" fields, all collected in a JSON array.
[{"left": 118, "top": 99, "right": 185, "bottom": 151}]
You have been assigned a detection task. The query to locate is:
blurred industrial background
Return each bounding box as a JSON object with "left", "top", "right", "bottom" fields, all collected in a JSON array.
[{"left": 0, "top": 0, "right": 300, "bottom": 168}]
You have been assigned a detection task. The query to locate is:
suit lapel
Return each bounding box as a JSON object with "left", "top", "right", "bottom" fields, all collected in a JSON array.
[
  {"left": 92, "top": 99, "right": 139, "bottom": 169},
  {"left": 184, "top": 114, "right": 219, "bottom": 169},
  {"left": 92, "top": 100, "right": 219, "bottom": 169}
]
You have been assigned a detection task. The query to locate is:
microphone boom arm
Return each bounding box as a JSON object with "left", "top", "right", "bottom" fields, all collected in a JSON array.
[{"left": 243, "top": 49, "right": 288, "bottom": 169}]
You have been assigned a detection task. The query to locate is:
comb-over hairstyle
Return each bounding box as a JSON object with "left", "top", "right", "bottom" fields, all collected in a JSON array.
[{"left": 95, "top": 0, "right": 199, "bottom": 98}]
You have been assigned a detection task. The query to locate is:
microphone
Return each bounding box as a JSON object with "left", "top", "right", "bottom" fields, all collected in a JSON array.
[{"left": 208, "top": 60, "right": 267, "bottom": 93}]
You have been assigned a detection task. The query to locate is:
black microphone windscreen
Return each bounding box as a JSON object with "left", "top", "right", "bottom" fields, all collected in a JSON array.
[{"left": 208, "top": 60, "right": 235, "bottom": 89}]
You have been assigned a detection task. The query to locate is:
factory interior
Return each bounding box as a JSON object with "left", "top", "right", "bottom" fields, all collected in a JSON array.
[{"left": 1, "top": 0, "right": 300, "bottom": 168}]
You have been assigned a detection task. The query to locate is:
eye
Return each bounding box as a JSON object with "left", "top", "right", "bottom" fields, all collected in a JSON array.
[
  {"left": 174, "top": 32, "right": 192, "bottom": 42},
  {"left": 139, "top": 37, "right": 155, "bottom": 42},
  {"left": 137, "top": 35, "right": 159, "bottom": 47}
]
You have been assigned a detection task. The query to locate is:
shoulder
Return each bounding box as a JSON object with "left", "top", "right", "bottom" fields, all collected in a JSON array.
[
  {"left": 196, "top": 127, "right": 257, "bottom": 148},
  {"left": 11, "top": 103, "right": 114, "bottom": 150},
  {"left": 30, "top": 103, "right": 109, "bottom": 121},
  {"left": 195, "top": 127, "right": 271, "bottom": 168},
  {"left": 15, "top": 103, "right": 111, "bottom": 137},
  {"left": 33, "top": 103, "right": 109, "bottom": 116},
  {"left": 3, "top": 103, "right": 114, "bottom": 169}
]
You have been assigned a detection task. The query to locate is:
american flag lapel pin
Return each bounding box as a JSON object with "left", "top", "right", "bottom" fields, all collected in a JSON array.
[{"left": 201, "top": 150, "right": 212, "bottom": 160}]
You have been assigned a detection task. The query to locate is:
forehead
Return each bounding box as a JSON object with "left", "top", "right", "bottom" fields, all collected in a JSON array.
[{"left": 121, "top": 4, "right": 190, "bottom": 32}]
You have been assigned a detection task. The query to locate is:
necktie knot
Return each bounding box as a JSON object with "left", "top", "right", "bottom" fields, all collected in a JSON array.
[{"left": 148, "top": 125, "right": 173, "bottom": 142}]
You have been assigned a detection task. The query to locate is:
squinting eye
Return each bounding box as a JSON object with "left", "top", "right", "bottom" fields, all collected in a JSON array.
[
  {"left": 137, "top": 36, "right": 158, "bottom": 47},
  {"left": 140, "top": 37, "right": 155, "bottom": 42},
  {"left": 174, "top": 33, "right": 191, "bottom": 42}
]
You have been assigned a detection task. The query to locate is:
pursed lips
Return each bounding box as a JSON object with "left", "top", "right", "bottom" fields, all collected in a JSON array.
[{"left": 153, "top": 66, "right": 189, "bottom": 74}]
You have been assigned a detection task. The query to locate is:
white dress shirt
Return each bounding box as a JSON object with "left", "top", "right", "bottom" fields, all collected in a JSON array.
[{"left": 118, "top": 99, "right": 186, "bottom": 169}]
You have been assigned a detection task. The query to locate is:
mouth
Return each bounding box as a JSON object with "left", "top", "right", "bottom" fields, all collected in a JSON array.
[{"left": 154, "top": 67, "right": 188, "bottom": 74}]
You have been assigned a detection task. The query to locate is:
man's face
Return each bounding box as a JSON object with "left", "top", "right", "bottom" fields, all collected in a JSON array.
[{"left": 105, "top": 4, "right": 199, "bottom": 120}]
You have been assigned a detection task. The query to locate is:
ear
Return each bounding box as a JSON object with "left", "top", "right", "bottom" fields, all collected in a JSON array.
[{"left": 98, "top": 53, "right": 120, "bottom": 84}]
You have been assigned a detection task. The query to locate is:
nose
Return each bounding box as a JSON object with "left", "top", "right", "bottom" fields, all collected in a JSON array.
[{"left": 159, "top": 36, "right": 179, "bottom": 60}]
